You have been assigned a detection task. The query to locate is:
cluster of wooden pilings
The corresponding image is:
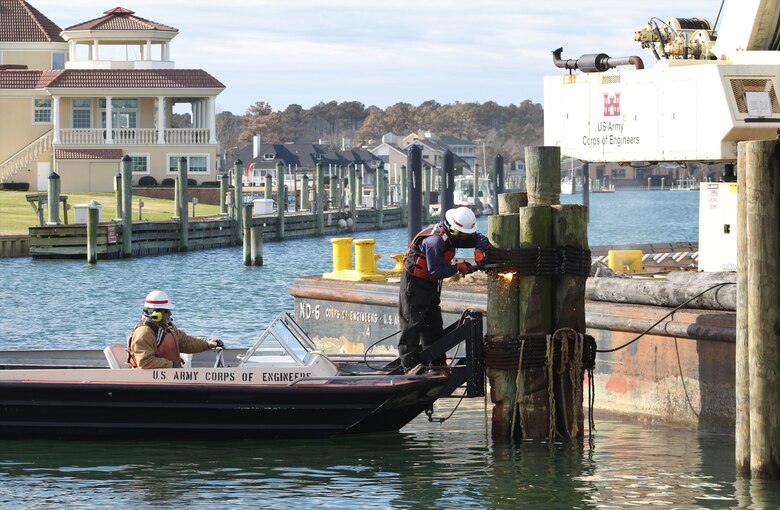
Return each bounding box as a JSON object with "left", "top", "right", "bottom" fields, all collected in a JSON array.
[
  {"left": 486, "top": 146, "right": 588, "bottom": 441},
  {"left": 735, "top": 140, "right": 780, "bottom": 479}
]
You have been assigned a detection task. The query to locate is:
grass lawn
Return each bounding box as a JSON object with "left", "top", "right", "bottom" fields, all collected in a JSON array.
[{"left": 0, "top": 191, "right": 222, "bottom": 235}]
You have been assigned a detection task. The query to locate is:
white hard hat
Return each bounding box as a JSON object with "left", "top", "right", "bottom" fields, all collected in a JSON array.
[
  {"left": 445, "top": 206, "right": 477, "bottom": 234},
  {"left": 144, "top": 290, "right": 175, "bottom": 310}
]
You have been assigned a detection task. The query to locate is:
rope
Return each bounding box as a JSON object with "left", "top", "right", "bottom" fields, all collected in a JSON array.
[
  {"left": 511, "top": 337, "right": 526, "bottom": 442},
  {"left": 546, "top": 333, "right": 556, "bottom": 442}
]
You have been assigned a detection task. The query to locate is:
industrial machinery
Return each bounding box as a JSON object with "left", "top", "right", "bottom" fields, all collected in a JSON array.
[{"left": 544, "top": 0, "right": 780, "bottom": 271}]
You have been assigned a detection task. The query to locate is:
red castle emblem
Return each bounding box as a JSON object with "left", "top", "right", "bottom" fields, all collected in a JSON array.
[{"left": 603, "top": 92, "right": 621, "bottom": 117}]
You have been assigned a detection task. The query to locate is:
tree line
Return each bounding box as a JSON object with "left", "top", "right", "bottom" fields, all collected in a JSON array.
[{"left": 213, "top": 99, "right": 544, "bottom": 165}]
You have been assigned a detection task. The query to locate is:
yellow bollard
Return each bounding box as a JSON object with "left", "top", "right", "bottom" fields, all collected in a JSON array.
[
  {"left": 330, "top": 238, "right": 353, "bottom": 272},
  {"left": 607, "top": 249, "right": 643, "bottom": 272},
  {"left": 353, "top": 239, "right": 378, "bottom": 275}
]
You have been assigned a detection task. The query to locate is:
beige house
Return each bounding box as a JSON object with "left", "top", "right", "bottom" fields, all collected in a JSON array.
[{"left": 0, "top": 2, "right": 225, "bottom": 192}]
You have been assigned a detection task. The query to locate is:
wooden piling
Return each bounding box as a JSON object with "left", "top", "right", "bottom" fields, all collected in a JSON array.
[
  {"left": 329, "top": 165, "right": 337, "bottom": 210},
  {"left": 498, "top": 192, "right": 528, "bottom": 215},
  {"left": 525, "top": 146, "right": 561, "bottom": 206},
  {"left": 243, "top": 204, "right": 252, "bottom": 266},
  {"left": 487, "top": 212, "right": 520, "bottom": 440},
  {"left": 736, "top": 142, "right": 750, "bottom": 475},
  {"left": 178, "top": 157, "right": 189, "bottom": 252},
  {"left": 121, "top": 155, "right": 132, "bottom": 258},
  {"left": 301, "top": 174, "right": 310, "bottom": 210},
  {"left": 264, "top": 173, "right": 273, "bottom": 201},
  {"left": 233, "top": 160, "right": 243, "bottom": 245},
  {"left": 400, "top": 165, "right": 407, "bottom": 226},
  {"left": 47, "top": 172, "right": 61, "bottom": 224},
  {"left": 251, "top": 226, "right": 263, "bottom": 266},
  {"left": 423, "top": 165, "right": 431, "bottom": 224},
  {"left": 220, "top": 172, "right": 229, "bottom": 214},
  {"left": 441, "top": 150, "right": 455, "bottom": 219},
  {"left": 743, "top": 139, "right": 780, "bottom": 478},
  {"left": 86, "top": 205, "right": 98, "bottom": 264},
  {"left": 552, "top": 203, "right": 588, "bottom": 439},
  {"left": 348, "top": 164, "right": 357, "bottom": 233},
  {"left": 407, "top": 146, "right": 423, "bottom": 242},
  {"left": 315, "top": 163, "right": 325, "bottom": 235},
  {"left": 356, "top": 171, "right": 363, "bottom": 208},
  {"left": 114, "top": 173, "right": 123, "bottom": 221},
  {"left": 377, "top": 163, "right": 385, "bottom": 229},
  {"left": 515, "top": 205, "right": 553, "bottom": 440},
  {"left": 276, "top": 161, "right": 285, "bottom": 240}
]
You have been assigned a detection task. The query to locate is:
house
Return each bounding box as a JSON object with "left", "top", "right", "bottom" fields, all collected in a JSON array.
[
  {"left": 0, "top": 2, "right": 225, "bottom": 192},
  {"left": 230, "top": 138, "right": 382, "bottom": 187}
]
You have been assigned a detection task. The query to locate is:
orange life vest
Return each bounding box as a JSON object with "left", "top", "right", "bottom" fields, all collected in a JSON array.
[
  {"left": 127, "top": 320, "right": 181, "bottom": 368},
  {"left": 402, "top": 224, "right": 455, "bottom": 281}
]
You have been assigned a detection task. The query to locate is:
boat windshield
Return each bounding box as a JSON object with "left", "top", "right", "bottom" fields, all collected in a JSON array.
[{"left": 239, "top": 313, "right": 317, "bottom": 366}]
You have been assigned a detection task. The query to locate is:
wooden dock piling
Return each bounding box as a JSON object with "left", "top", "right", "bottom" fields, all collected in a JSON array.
[
  {"left": 86, "top": 204, "right": 98, "bottom": 264},
  {"left": 243, "top": 204, "right": 252, "bottom": 266},
  {"left": 251, "top": 226, "right": 263, "bottom": 266},
  {"left": 276, "top": 161, "right": 285, "bottom": 240},
  {"left": 178, "top": 157, "right": 189, "bottom": 252},
  {"left": 47, "top": 172, "right": 61, "bottom": 224},
  {"left": 121, "top": 155, "right": 132, "bottom": 258},
  {"left": 487, "top": 210, "right": 520, "bottom": 439},
  {"left": 736, "top": 142, "right": 750, "bottom": 475},
  {"left": 220, "top": 172, "right": 229, "bottom": 214},
  {"left": 114, "top": 173, "right": 123, "bottom": 221},
  {"left": 233, "top": 160, "right": 243, "bottom": 245},
  {"left": 552, "top": 203, "right": 588, "bottom": 439},
  {"left": 349, "top": 164, "right": 357, "bottom": 233},
  {"left": 376, "top": 163, "right": 385, "bottom": 229},
  {"left": 316, "top": 163, "right": 325, "bottom": 235},
  {"left": 739, "top": 139, "right": 780, "bottom": 478}
]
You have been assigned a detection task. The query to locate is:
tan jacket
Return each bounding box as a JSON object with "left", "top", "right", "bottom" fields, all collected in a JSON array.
[{"left": 129, "top": 322, "right": 213, "bottom": 369}]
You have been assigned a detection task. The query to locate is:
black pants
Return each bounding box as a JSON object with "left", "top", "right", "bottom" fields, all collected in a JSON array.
[{"left": 398, "top": 271, "right": 443, "bottom": 369}]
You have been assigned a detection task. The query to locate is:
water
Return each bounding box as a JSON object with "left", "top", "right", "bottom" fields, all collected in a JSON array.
[{"left": 3, "top": 190, "right": 779, "bottom": 508}]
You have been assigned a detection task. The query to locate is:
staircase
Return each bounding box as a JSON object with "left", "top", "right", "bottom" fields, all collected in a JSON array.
[{"left": 0, "top": 130, "right": 53, "bottom": 183}]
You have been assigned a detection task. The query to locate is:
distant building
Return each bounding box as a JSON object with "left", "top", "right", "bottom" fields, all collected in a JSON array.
[{"left": 0, "top": 2, "right": 225, "bottom": 192}]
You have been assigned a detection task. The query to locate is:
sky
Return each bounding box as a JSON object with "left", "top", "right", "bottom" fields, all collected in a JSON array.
[{"left": 32, "top": 0, "right": 721, "bottom": 115}]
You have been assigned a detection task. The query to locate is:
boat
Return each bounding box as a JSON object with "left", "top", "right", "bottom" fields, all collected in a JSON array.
[
  {"left": 453, "top": 175, "right": 495, "bottom": 215},
  {"left": 561, "top": 176, "right": 580, "bottom": 194},
  {"left": 0, "top": 312, "right": 484, "bottom": 439}
]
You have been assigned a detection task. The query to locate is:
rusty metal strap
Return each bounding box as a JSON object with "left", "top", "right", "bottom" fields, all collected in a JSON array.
[
  {"left": 483, "top": 334, "right": 596, "bottom": 370},
  {"left": 485, "top": 247, "right": 592, "bottom": 277}
]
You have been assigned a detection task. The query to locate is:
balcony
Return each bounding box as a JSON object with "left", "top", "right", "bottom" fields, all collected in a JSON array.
[{"left": 58, "top": 128, "right": 211, "bottom": 146}]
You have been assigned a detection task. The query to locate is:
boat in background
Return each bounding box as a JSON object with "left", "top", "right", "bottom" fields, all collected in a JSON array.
[
  {"left": 0, "top": 312, "right": 485, "bottom": 439},
  {"left": 561, "top": 176, "right": 580, "bottom": 194},
  {"left": 453, "top": 175, "right": 495, "bottom": 215}
]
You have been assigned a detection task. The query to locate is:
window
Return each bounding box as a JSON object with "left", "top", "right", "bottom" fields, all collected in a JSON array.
[
  {"left": 52, "top": 52, "right": 65, "bottom": 70},
  {"left": 33, "top": 98, "right": 52, "bottom": 124},
  {"left": 168, "top": 155, "right": 209, "bottom": 174},
  {"left": 128, "top": 155, "right": 149, "bottom": 174},
  {"left": 263, "top": 153, "right": 275, "bottom": 161},
  {"left": 72, "top": 99, "right": 91, "bottom": 128},
  {"left": 99, "top": 98, "right": 138, "bottom": 128}
]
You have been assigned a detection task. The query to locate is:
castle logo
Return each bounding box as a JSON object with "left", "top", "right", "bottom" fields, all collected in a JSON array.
[{"left": 603, "top": 92, "right": 621, "bottom": 117}]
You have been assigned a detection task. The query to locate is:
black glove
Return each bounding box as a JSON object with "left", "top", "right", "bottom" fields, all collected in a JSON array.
[{"left": 207, "top": 339, "right": 225, "bottom": 349}]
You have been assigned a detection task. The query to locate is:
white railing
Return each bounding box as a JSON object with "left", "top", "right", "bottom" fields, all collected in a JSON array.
[
  {"left": 58, "top": 128, "right": 210, "bottom": 146},
  {"left": 0, "top": 130, "right": 52, "bottom": 183},
  {"left": 164, "top": 128, "right": 210, "bottom": 145}
]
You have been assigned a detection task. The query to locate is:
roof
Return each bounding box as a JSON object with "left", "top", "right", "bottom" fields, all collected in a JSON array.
[
  {"left": 64, "top": 7, "right": 178, "bottom": 32},
  {"left": 232, "top": 142, "right": 382, "bottom": 171},
  {"left": 438, "top": 135, "right": 476, "bottom": 146},
  {"left": 0, "top": 0, "right": 65, "bottom": 42},
  {"left": 0, "top": 69, "right": 225, "bottom": 89},
  {"left": 55, "top": 148, "right": 124, "bottom": 160}
]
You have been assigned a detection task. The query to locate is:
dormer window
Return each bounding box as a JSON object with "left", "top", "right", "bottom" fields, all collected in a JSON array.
[{"left": 263, "top": 153, "right": 275, "bottom": 161}]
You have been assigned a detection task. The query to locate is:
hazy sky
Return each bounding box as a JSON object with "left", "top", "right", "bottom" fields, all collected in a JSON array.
[{"left": 32, "top": 0, "right": 720, "bottom": 114}]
